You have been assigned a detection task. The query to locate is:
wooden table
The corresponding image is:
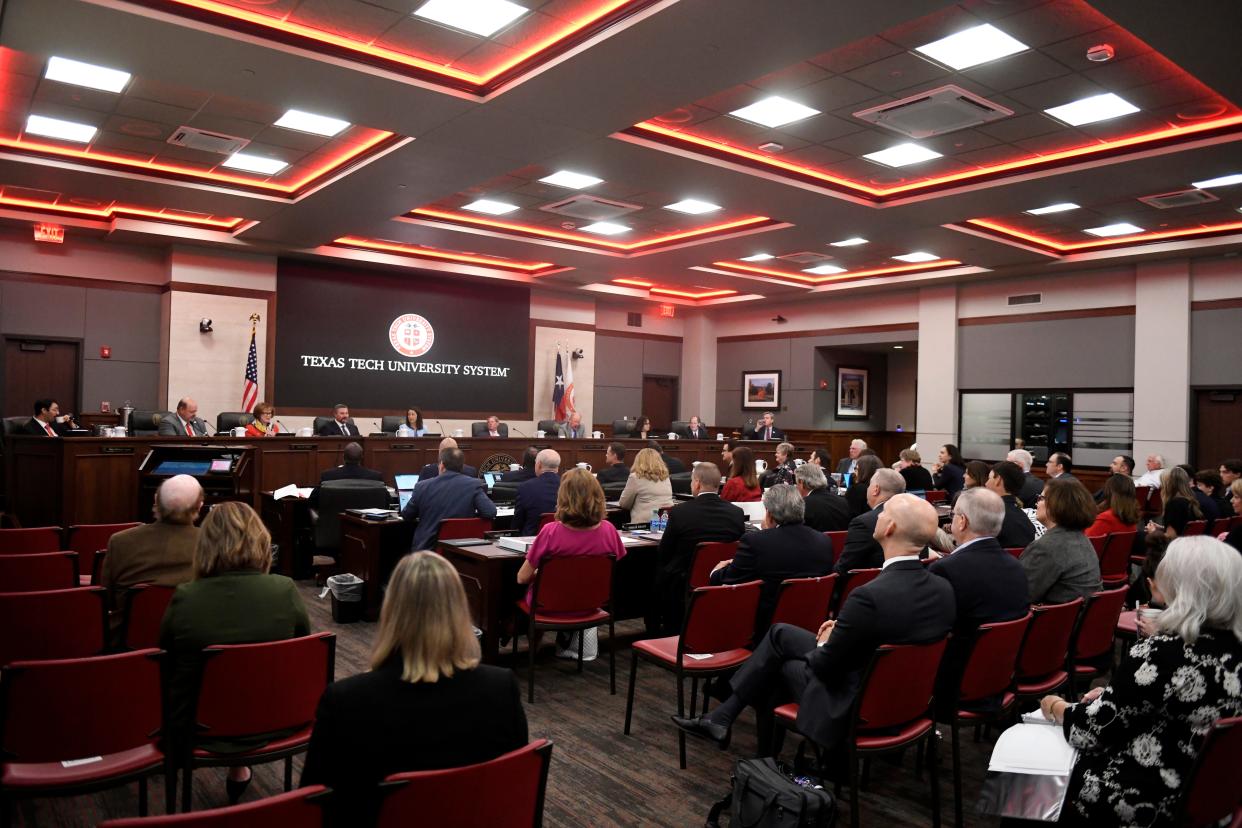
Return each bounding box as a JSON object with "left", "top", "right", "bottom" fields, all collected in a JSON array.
[
  {"left": 338, "top": 513, "right": 413, "bottom": 621},
  {"left": 260, "top": 492, "right": 315, "bottom": 578}
]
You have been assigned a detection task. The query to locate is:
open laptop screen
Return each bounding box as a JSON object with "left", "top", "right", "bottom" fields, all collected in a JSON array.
[{"left": 394, "top": 473, "right": 420, "bottom": 491}]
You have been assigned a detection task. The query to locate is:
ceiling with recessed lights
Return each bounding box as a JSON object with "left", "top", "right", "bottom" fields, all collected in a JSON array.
[{"left": 0, "top": 0, "right": 1240, "bottom": 306}]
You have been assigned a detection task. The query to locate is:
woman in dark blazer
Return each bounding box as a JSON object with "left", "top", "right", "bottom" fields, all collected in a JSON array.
[
  {"left": 302, "top": 551, "right": 528, "bottom": 826},
  {"left": 844, "top": 454, "right": 882, "bottom": 518},
  {"left": 932, "top": 444, "right": 966, "bottom": 498}
]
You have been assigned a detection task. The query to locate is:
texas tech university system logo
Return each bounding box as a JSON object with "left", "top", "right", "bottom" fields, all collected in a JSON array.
[{"left": 389, "top": 314, "right": 435, "bottom": 358}]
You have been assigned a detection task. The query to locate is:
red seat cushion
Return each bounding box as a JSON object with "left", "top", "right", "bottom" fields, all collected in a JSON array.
[
  {"left": 2, "top": 744, "right": 163, "bottom": 789},
  {"left": 957, "top": 692, "right": 1016, "bottom": 720},
  {"left": 1016, "top": 671, "right": 1069, "bottom": 695},
  {"left": 774, "top": 703, "right": 799, "bottom": 724},
  {"left": 856, "top": 718, "right": 934, "bottom": 750},
  {"left": 191, "top": 726, "right": 312, "bottom": 761},
  {"left": 516, "top": 600, "right": 609, "bottom": 626},
  {"left": 1116, "top": 610, "right": 1137, "bottom": 636},
  {"left": 632, "top": 637, "right": 752, "bottom": 670}
]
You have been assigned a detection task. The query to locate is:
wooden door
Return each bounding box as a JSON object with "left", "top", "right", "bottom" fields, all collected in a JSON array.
[
  {"left": 4, "top": 338, "right": 80, "bottom": 418},
  {"left": 642, "top": 375, "right": 679, "bottom": 431},
  {"left": 1193, "top": 389, "right": 1242, "bottom": 467}
]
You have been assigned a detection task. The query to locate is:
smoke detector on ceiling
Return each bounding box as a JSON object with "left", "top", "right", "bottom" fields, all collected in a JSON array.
[
  {"left": 166, "top": 126, "right": 250, "bottom": 156},
  {"left": 1137, "top": 188, "right": 1218, "bottom": 209},
  {"left": 853, "top": 84, "right": 1013, "bottom": 139},
  {"left": 539, "top": 195, "right": 642, "bottom": 222}
]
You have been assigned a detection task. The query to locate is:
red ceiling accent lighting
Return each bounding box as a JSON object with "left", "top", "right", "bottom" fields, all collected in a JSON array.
[
  {"left": 650, "top": 286, "right": 738, "bottom": 300},
  {"left": 333, "top": 235, "right": 565, "bottom": 274},
  {"left": 408, "top": 208, "right": 777, "bottom": 253},
  {"left": 33, "top": 223, "right": 64, "bottom": 243},
  {"left": 961, "top": 218, "right": 1242, "bottom": 253},
  {"left": 658, "top": 304, "right": 676, "bottom": 318},
  {"left": 612, "top": 278, "right": 654, "bottom": 287},
  {"left": 133, "top": 0, "right": 659, "bottom": 96},
  {"left": 0, "top": 193, "right": 244, "bottom": 229},
  {"left": 712, "top": 258, "right": 963, "bottom": 285}
]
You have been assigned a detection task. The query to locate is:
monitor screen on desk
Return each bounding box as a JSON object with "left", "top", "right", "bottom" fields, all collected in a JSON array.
[
  {"left": 394, "top": 474, "right": 420, "bottom": 491},
  {"left": 398, "top": 489, "right": 414, "bottom": 512},
  {"left": 152, "top": 460, "right": 212, "bottom": 476},
  {"left": 482, "top": 471, "right": 499, "bottom": 488}
]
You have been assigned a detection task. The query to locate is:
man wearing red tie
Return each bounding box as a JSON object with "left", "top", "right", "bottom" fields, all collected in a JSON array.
[
  {"left": 158, "top": 397, "right": 208, "bottom": 436},
  {"left": 23, "top": 399, "right": 75, "bottom": 436},
  {"left": 748, "top": 411, "right": 786, "bottom": 441}
]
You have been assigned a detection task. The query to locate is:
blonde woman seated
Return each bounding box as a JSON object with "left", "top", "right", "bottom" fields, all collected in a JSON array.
[
  {"left": 302, "top": 551, "right": 528, "bottom": 825},
  {"left": 618, "top": 447, "right": 674, "bottom": 522}
]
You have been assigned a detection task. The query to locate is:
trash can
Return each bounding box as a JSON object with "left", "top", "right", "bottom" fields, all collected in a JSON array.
[{"left": 326, "top": 573, "right": 364, "bottom": 624}]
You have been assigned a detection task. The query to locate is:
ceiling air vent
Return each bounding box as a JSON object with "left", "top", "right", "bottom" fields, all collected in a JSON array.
[
  {"left": 854, "top": 84, "right": 1013, "bottom": 138},
  {"left": 540, "top": 195, "right": 642, "bottom": 222},
  {"left": 627, "top": 312, "right": 642, "bottom": 327},
  {"left": 1007, "top": 292, "right": 1042, "bottom": 307},
  {"left": 777, "top": 251, "right": 835, "bottom": 265},
  {"left": 166, "top": 126, "right": 250, "bottom": 156},
  {"left": 1137, "top": 188, "right": 1218, "bottom": 209}
]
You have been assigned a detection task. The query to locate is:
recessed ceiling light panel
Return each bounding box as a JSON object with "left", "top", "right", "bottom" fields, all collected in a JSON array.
[
  {"left": 1026, "top": 202, "right": 1080, "bottom": 215},
  {"left": 413, "top": 0, "right": 528, "bottom": 37},
  {"left": 1084, "top": 222, "right": 1142, "bottom": 237},
  {"left": 729, "top": 96, "right": 821, "bottom": 129},
  {"left": 539, "top": 170, "right": 603, "bottom": 189},
  {"left": 462, "top": 198, "right": 520, "bottom": 215},
  {"left": 581, "top": 221, "right": 630, "bottom": 235},
  {"left": 914, "top": 23, "right": 1028, "bottom": 70},
  {"left": 830, "top": 237, "right": 868, "bottom": 247},
  {"left": 44, "top": 56, "right": 131, "bottom": 93},
  {"left": 1044, "top": 92, "right": 1139, "bottom": 126},
  {"left": 221, "top": 152, "right": 288, "bottom": 175},
  {"left": 25, "top": 114, "right": 97, "bottom": 143},
  {"left": 740, "top": 253, "right": 774, "bottom": 261},
  {"left": 863, "top": 143, "right": 943, "bottom": 167},
  {"left": 1192, "top": 173, "right": 1242, "bottom": 189},
  {"left": 274, "top": 109, "right": 350, "bottom": 137},
  {"left": 664, "top": 198, "right": 721, "bottom": 214},
  {"left": 893, "top": 251, "right": 939, "bottom": 263},
  {"left": 803, "top": 264, "right": 847, "bottom": 275}
]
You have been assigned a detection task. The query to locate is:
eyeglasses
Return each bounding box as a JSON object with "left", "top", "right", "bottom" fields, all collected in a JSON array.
[{"left": 1036, "top": 494, "right": 1046, "bottom": 502}]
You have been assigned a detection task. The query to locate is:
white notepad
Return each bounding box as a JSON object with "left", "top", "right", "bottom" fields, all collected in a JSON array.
[{"left": 988, "top": 720, "right": 1077, "bottom": 776}]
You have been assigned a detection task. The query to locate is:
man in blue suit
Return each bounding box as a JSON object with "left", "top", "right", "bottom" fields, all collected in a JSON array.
[
  {"left": 513, "top": 449, "right": 561, "bottom": 536},
  {"left": 401, "top": 447, "right": 496, "bottom": 550}
]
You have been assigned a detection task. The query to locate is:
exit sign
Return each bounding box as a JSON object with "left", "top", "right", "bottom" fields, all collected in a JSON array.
[
  {"left": 34, "top": 223, "right": 64, "bottom": 243},
  {"left": 658, "top": 304, "right": 676, "bottom": 318}
]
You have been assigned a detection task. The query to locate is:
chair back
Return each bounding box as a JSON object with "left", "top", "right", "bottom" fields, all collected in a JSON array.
[
  {"left": 530, "top": 555, "right": 614, "bottom": 615},
  {"left": 612, "top": 418, "right": 636, "bottom": 438},
  {"left": 1177, "top": 716, "right": 1242, "bottom": 828},
  {"left": 67, "top": 523, "right": 140, "bottom": 584},
  {"left": 437, "top": 517, "right": 494, "bottom": 541},
  {"left": 1146, "top": 488, "right": 1163, "bottom": 515},
  {"left": 0, "top": 526, "right": 63, "bottom": 554},
  {"left": 824, "top": 530, "right": 847, "bottom": 551},
  {"left": 0, "top": 551, "right": 79, "bottom": 591},
  {"left": 1016, "top": 598, "right": 1084, "bottom": 681},
  {"left": 835, "top": 567, "right": 881, "bottom": 615},
  {"left": 314, "top": 480, "right": 389, "bottom": 550},
  {"left": 1071, "top": 585, "right": 1129, "bottom": 664},
  {"left": 670, "top": 420, "right": 690, "bottom": 438},
  {"left": 470, "top": 421, "right": 488, "bottom": 437},
  {"left": 380, "top": 416, "right": 404, "bottom": 433},
  {"left": 1183, "top": 519, "right": 1208, "bottom": 536},
  {"left": 957, "top": 614, "right": 1032, "bottom": 705},
  {"left": 688, "top": 541, "right": 738, "bottom": 589},
  {"left": 129, "top": 410, "right": 170, "bottom": 436},
  {"left": 538, "top": 512, "right": 556, "bottom": 529},
  {"left": 312, "top": 416, "right": 333, "bottom": 434},
  {"left": 98, "top": 786, "right": 329, "bottom": 828},
  {"left": 1004, "top": 547, "right": 1024, "bottom": 559},
  {"left": 536, "top": 419, "right": 560, "bottom": 435},
  {"left": 1098, "top": 530, "right": 1136, "bottom": 585},
  {"left": 377, "top": 740, "right": 553, "bottom": 828},
  {"left": 216, "top": 412, "right": 254, "bottom": 433},
  {"left": 681, "top": 581, "right": 762, "bottom": 656},
  {"left": 0, "top": 588, "right": 107, "bottom": 666},
  {"left": 1, "top": 416, "right": 29, "bottom": 436},
  {"left": 1087, "top": 534, "right": 1108, "bottom": 555},
  {"left": 1229, "top": 515, "right": 1242, "bottom": 532},
  {"left": 193, "top": 633, "right": 335, "bottom": 741},
  {"left": 121, "top": 584, "right": 179, "bottom": 650},
  {"left": 855, "top": 640, "right": 948, "bottom": 731},
  {"left": 769, "top": 575, "right": 838, "bottom": 633},
  {"left": 1135, "top": 485, "right": 1151, "bottom": 510},
  {"left": 924, "top": 490, "right": 948, "bottom": 504}
]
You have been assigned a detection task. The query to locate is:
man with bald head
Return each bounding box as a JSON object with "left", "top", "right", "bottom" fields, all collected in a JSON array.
[
  {"left": 674, "top": 493, "right": 956, "bottom": 755},
  {"left": 513, "top": 449, "right": 562, "bottom": 536},
  {"left": 158, "top": 397, "right": 208, "bottom": 436},
  {"left": 417, "top": 436, "right": 477, "bottom": 480},
  {"left": 102, "top": 474, "right": 203, "bottom": 611}
]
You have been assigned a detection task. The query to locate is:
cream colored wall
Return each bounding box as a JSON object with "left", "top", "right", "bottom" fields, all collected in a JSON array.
[
  {"left": 165, "top": 291, "right": 268, "bottom": 427},
  {"left": 1191, "top": 257, "right": 1242, "bottom": 301},
  {"left": 709, "top": 289, "right": 920, "bottom": 338},
  {"left": 956, "top": 265, "right": 1135, "bottom": 317},
  {"left": 532, "top": 326, "right": 596, "bottom": 430}
]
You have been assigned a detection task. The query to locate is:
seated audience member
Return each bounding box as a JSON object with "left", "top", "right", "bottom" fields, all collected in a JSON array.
[
  {"left": 102, "top": 474, "right": 202, "bottom": 611},
  {"left": 808, "top": 448, "right": 837, "bottom": 492},
  {"left": 1193, "top": 469, "right": 1228, "bottom": 522},
  {"left": 797, "top": 463, "right": 851, "bottom": 533},
  {"left": 953, "top": 460, "right": 992, "bottom": 506},
  {"left": 595, "top": 442, "right": 629, "bottom": 485},
  {"left": 720, "top": 439, "right": 739, "bottom": 474},
  {"left": 243, "top": 401, "right": 282, "bottom": 437},
  {"left": 720, "top": 446, "right": 762, "bottom": 502},
  {"left": 930, "top": 487, "right": 1030, "bottom": 713},
  {"left": 1092, "top": 454, "right": 1136, "bottom": 502},
  {"left": 836, "top": 468, "right": 906, "bottom": 576},
  {"left": 836, "top": 439, "right": 866, "bottom": 476},
  {"left": 160, "top": 397, "right": 208, "bottom": 437},
  {"left": 500, "top": 446, "right": 538, "bottom": 484},
  {"left": 1222, "top": 480, "right": 1242, "bottom": 554},
  {"left": 897, "top": 448, "right": 934, "bottom": 492},
  {"left": 1146, "top": 467, "right": 1203, "bottom": 540},
  {"left": 619, "top": 447, "right": 674, "bottom": 522},
  {"left": 1039, "top": 536, "right": 1242, "bottom": 828},
  {"left": 1022, "top": 478, "right": 1101, "bottom": 604},
  {"left": 1131, "top": 537, "right": 1168, "bottom": 609},
  {"left": 760, "top": 442, "right": 797, "bottom": 487},
  {"left": 1220, "top": 458, "right": 1241, "bottom": 490},
  {"left": 932, "top": 444, "right": 966, "bottom": 499},
  {"left": 844, "top": 455, "right": 883, "bottom": 518},
  {"left": 1087, "top": 474, "right": 1141, "bottom": 539},
  {"left": 401, "top": 408, "right": 427, "bottom": 436},
  {"left": 1046, "top": 452, "right": 1075, "bottom": 482},
  {"left": 418, "top": 437, "right": 478, "bottom": 480},
  {"left": 402, "top": 447, "right": 497, "bottom": 550},
  {"left": 1136, "top": 453, "right": 1165, "bottom": 488},
  {"left": 513, "top": 449, "right": 562, "bottom": 536},
  {"left": 557, "top": 411, "right": 585, "bottom": 439},
  {"left": 308, "top": 442, "right": 383, "bottom": 508},
  {"left": 482, "top": 415, "right": 507, "bottom": 437},
  {"left": 635, "top": 415, "right": 653, "bottom": 440},
  {"left": 160, "top": 502, "right": 309, "bottom": 801},
  {"left": 985, "top": 461, "right": 1037, "bottom": 550},
  {"left": 647, "top": 440, "right": 686, "bottom": 474},
  {"left": 301, "top": 551, "right": 527, "bottom": 826},
  {"left": 1006, "top": 449, "right": 1043, "bottom": 508},
  {"left": 316, "top": 403, "right": 360, "bottom": 437},
  {"left": 710, "top": 484, "right": 834, "bottom": 642},
  {"left": 673, "top": 494, "right": 955, "bottom": 756},
  {"left": 748, "top": 411, "right": 785, "bottom": 441},
  {"left": 685, "top": 416, "right": 708, "bottom": 440},
  {"left": 652, "top": 462, "right": 746, "bottom": 635},
  {"left": 23, "top": 398, "right": 75, "bottom": 436}
]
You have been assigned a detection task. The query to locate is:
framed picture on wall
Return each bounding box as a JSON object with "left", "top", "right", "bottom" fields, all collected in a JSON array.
[
  {"left": 742, "top": 370, "right": 782, "bottom": 410},
  {"left": 836, "top": 366, "right": 869, "bottom": 419}
]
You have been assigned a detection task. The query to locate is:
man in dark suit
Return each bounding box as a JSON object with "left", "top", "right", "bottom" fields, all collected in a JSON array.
[
  {"left": 835, "top": 439, "right": 867, "bottom": 476},
  {"left": 401, "top": 447, "right": 497, "bottom": 550},
  {"left": 1046, "top": 452, "right": 1076, "bottom": 483},
  {"left": 685, "top": 415, "right": 708, "bottom": 440},
  {"left": 1007, "top": 449, "right": 1044, "bottom": 508},
  {"left": 22, "top": 398, "right": 74, "bottom": 436},
  {"left": 473, "top": 415, "right": 508, "bottom": 438},
  {"left": 748, "top": 411, "right": 785, "bottom": 441},
  {"left": 418, "top": 437, "right": 477, "bottom": 480},
  {"left": 797, "top": 463, "right": 851, "bottom": 532},
  {"left": 158, "top": 397, "right": 209, "bottom": 436},
  {"left": 501, "top": 446, "right": 538, "bottom": 483},
  {"left": 596, "top": 443, "right": 630, "bottom": 485},
  {"left": 929, "top": 487, "right": 1030, "bottom": 714},
  {"left": 711, "top": 484, "right": 834, "bottom": 642},
  {"left": 316, "top": 403, "right": 361, "bottom": 437},
  {"left": 674, "top": 493, "right": 956, "bottom": 755},
  {"left": 835, "top": 468, "right": 905, "bottom": 576},
  {"left": 647, "top": 440, "right": 685, "bottom": 474},
  {"left": 651, "top": 462, "right": 746, "bottom": 635},
  {"left": 986, "top": 461, "right": 1037, "bottom": 550},
  {"left": 513, "top": 449, "right": 561, "bottom": 536},
  {"left": 309, "top": 442, "right": 384, "bottom": 508}
]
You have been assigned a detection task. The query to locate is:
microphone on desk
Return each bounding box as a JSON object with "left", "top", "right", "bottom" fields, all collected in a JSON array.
[
  {"left": 510, "top": 425, "right": 527, "bottom": 437},
  {"left": 373, "top": 420, "right": 382, "bottom": 435},
  {"left": 436, "top": 419, "right": 447, "bottom": 436},
  {"left": 276, "top": 419, "right": 290, "bottom": 435},
  {"left": 201, "top": 419, "right": 216, "bottom": 436}
]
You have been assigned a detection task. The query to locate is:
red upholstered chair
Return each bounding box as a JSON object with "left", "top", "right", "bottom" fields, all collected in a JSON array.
[
  {"left": 688, "top": 541, "right": 738, "bottom": 590},
  {"left": 99, "top": 785, "right": 329, "bottom": 828},
  {"left": 924, "top": 490, "right": 948, "bottom": 504},
  {"left": 120, "top": 584, "right": 179, "bottom": 650},
  {"left": 769, "top": 575, "right": 838, "bottom": 634},
  {"left": 823, "top": 530, "right": 848, "bottom": 552},
  {"left": 0, "top": 527, "right": 63, "bottom": 555},
  {"left": 436, "top": 517, "right": 493, "bottom": 541},
  {"left": 1014, "top": 598, "right": 1084, "bottom": 708},
  {"left": 537, "top": 512, "right": 556, "bottom": 529},
  {"left": 624, "top": 581, "right": 762, "bottom": 769},
  {"left": 1068, "top": 585, "right": 1129, "bottom": 698},
  {"left": 1229, "top": 515, "right": 1242, "bottom": 532},
  {"left": 1099, "top": 531, "right": 1137, "bottom": 588},
  {"left": 513, "top": 555, "right": 615, "bottom": 702},
  {"left": 1183, "top": 520, "right": 1208, "bottom": 536},
  {"left": 1087, "top": 534, "right": 1108, "bottom": 556},
  {"left": 0, "top": 588, "right": 107, "bottom": 667},
  {"left": 67, "top": 523, "right": 139, "bottom": 586},
  {"left": 774, "top": 639, "right": 950, "bottom": 828},
  {"left": 1004, "top": 547, "right": 1024, "bottom": 559},
  {"left": 941, "top": 614, "right": 1032, "bottom": 828},
  {"left": 0, "top": 552, "right": 79, "bottom": 592},
  {"left": 180, "top": 633, "right": 336, "bottom": 812},
  {"left": 1135, "top": 485, "right": 1151, "bottom": 511},
  {"left": 376, "top": 740, "right": 553, "bottom": 828},
  {"left": 1176, "top": 716, "right": 1242, "bottom": 828},
  {"left": 0, "top": 649, "right": 171, "bottom": 818},
  {"left": 832, "top": 568, "right": 880, "bottom": 617}
]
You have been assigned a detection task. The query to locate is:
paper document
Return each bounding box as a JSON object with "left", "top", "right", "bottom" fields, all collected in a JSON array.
[
  {"left": 496, "top": 506, "right": 515, "bottom": 517},
  {"left": 274, "top": 484, "right": 313, "bottom": 500},
  {"left": 496, "top": 535, "right": 538, "bottom": 553},
  {"left": 348, "top": 508, "right": 396, "bottom": 517},
  {"left": 620, "top": 535, "right": 650, "bottom": 546},
  {"left": 988, "top": 722, "right": 1077, "bottom": 776}
]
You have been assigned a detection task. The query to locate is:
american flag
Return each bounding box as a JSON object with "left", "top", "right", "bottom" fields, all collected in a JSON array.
[{"left": 241, "top": 325, "right": 259, "bottom": 412}]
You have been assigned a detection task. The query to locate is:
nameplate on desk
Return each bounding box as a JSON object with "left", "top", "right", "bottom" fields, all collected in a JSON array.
[
  {"left": 100, "top": 445, "right": 135, "bottom": 454},
  {"left": 289, "top": 443, "right": 317, "bottom": 450},
  {"left": 389, "top": 444, "right": 419, "bottom": 451}
]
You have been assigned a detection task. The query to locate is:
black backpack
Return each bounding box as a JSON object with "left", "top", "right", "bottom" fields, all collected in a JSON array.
[{"left": 706, "top": 757, "right": 835, "bottom": 827}]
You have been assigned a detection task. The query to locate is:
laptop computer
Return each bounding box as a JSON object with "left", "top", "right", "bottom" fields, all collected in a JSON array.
[
  {"left": 482, "top": 471, "right": 500, "bottom": 489},
  {"left": 394, "top": 473, "right": 420, "bottom": 512}
]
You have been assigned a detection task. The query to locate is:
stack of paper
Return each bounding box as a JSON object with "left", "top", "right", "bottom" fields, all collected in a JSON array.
[
  {"left": 988, "top": 720, "right": 1077, "bottom": 776},
  {"left": 497, "top": 536, "right": 538, "bottom": 554},
  {"left": 273, "top": 484, "right": 313, "bottom": 500}
]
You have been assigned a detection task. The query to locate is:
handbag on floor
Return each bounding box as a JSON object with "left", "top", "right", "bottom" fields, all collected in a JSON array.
[{"left": 706, "top": 757, "right": 835, "bottom": 827}]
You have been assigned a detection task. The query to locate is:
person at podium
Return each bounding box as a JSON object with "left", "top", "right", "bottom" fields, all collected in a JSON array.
[
  {"left": 159, "top": 398, "right": 209, "bottom": 436},
  {"left": 243, "top": 402, "right": 283, "bottom": 437},
  {"left": 317, "top": 403, "right": 361, "bottom": 437},
  {"left": 22, "top": 398, "right": 76, "bottom": 436}
]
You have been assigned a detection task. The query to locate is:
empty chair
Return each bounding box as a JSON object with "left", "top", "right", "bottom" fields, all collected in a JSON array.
[
  {"left": 376, "top": 740, "right": 553, "bottom": 828},
  {"left": 1014, "top": 597, "right": 1084, "bottom": 707},
  {"left": 536, "top": 419, "right": 560, "bottom": 436},
  {"left": 611, "top": 419, "right": 636, "bottom": 438},
  {"left": 119, "top": 584, "right": 179, "bottom": 650},
  {"left": 99, "top": 785, "right": 328, "bottom": 828},
  {"left": 1068, "top": 585, "right": 1129, "bottom": 698},
  {"left": 215, "top": 412, "right": 255, "bottom": 434},
  {"left": 924, "top": 490, "right": 948, "bottom": 504},
  {"left": 768, "top": 575, "right": 838, "bottom": 634},
  {"left": 437, "top": 517, "right": 494, "bottom": 541},
  {"left": 688, "top": 541, "right": 738, "bottom": 590},
  {"left": 1098, "top": 531, "right": 1137, "bottom": 587},
  {"left": 313, "top": 479, "right": 389, "bottom": 572},
  {"left": 128, "top": 410, "right": 171, "bottom": 436},
  {"left": 0, "top": 587, "right": 107, "bottom": 666},
  {"left": 0, "top": 526, "right": 62, "bottom": 554},
  {"left": 67, "top": 522, "right": 140, "bottom": 586},
  {"left": 0, "top": 551, "right": 79, "bottom": 592}
]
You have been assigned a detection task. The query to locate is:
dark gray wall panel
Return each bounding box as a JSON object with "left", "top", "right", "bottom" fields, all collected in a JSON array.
[
  {"left": 717, "top": 339, "right": 790, "bottom": 391},
  {"left": 642, "top": 339, "right": 682, "bottom": 376},
  {"left": 1190, "top": 308, "right": 1242, "bottom": 386},
  {"left": 594, "top": 335, "right": 644, "bottom": 388},
  {"left": 82, "top": 360, "right": 160, "bottom": 411},
  {"left": 1, "top": 281, "right": 86, "bottom": 337},
  {"left": 84, "top": 288, "right": 161, "bottom": 360},
  {"left": 811, "top": 348, "right": 889, "bottom": 431},
  {"left": 594, "top": 385, "right": 642, "bottom": 424},
  {"left": 958, "top": 316, "right": 1134, "bottom": 389}
]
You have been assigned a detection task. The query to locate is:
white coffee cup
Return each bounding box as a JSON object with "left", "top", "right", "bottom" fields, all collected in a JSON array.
[
  {"left": 667, "top": 432, "right": 678, "bottom": 440},
  {"left": 1137, "top": 606, "right": 1163, "bottom": 636},
  {"left": 112, "top": 426, "right": 126, "bottom": 437},
  {"left": 592, "top": 430, "right": 602, "bottom": 439},
  {"left": 716, "top": 433, "right": 725, "bottom": 440},
  {"left": 536, "top": 430, "right": 545, "bottom": 438},
  {"left": 231, "top": 427, "right": 246, "bottom": 437},
  {"left": 755, "top": 459, "right": 768, "bottom": 473},
  {"left": 299, "top": 427, "right": 313, "bottom": 436},
  {"left": 794, "top": 458, "right": 805, "bottom": 467},
  {"left": 509, "top": 463, "right": 520, "bottom": 471},
  {"left": 576, "top": 462, "right": 593, "bottom": 471},
  {"left": 453, "top": 428, "right": 464, "bottom": 438}
]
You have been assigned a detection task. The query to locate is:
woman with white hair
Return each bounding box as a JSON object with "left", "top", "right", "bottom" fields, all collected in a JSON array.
[{"left": 1038, "top": 536, "right": 1242, "bottom": 826}]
